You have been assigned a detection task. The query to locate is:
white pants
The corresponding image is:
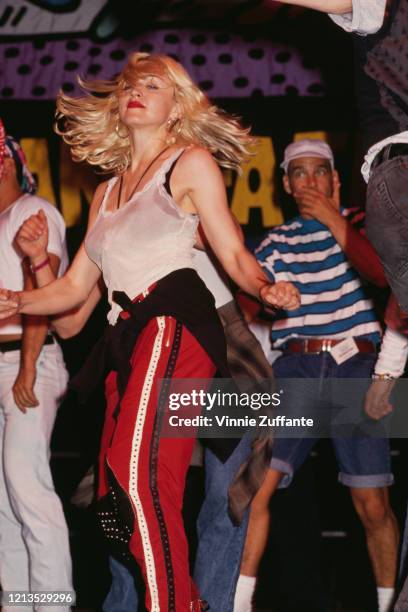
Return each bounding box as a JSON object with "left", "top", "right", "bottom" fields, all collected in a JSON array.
[{"left": 0, "top": 343, "right": 73, "bottom": 612}]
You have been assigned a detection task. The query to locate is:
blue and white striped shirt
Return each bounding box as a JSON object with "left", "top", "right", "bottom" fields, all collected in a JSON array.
[{"left": 255, "top": 208, "right": 382, "bottom": 348}]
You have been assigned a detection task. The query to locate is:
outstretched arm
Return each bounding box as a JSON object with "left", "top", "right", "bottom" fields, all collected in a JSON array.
[
  {"left": 269, "top": 0, "right": 352, "bottom": 13},
  {"left": 51, "top": 283, "right": 104, "bottom": 338},
  {"left": 10, "top": 241, "right": 100, "bottom": 317},
  {"left": 272, "top": 0, "right": 386, "bottom": 34},
  {"left": 0, "top": 182, "right": 106, "bottom": 319},
  {"left": 176, "top": 148, "right": 300, "bottom": 310},
  {"left": 15, "top": 209, "right": 104, "bottom": 338}
]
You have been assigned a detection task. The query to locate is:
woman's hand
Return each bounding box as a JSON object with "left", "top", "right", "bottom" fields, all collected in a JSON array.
[
  {"left": 15, "top": 209, "right": 49, "bottom": 263},
  {"left": 260, "top": 281, "right": 300, "bottom": 310},
  {"left": 0, "top": 290, "right": 21, "bottom": 319}
]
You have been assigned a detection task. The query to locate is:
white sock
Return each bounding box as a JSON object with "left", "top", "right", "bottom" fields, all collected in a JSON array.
[
  {"left": 233, "top": 574, "right": 256, "bottom": 612},
  {"left": 377, "top": 587, "right": 395, "bottom": 612}
]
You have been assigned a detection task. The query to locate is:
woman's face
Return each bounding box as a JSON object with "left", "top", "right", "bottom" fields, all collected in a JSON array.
[{"left": 117, "top": 68, "right": 179, "bottom": 132}]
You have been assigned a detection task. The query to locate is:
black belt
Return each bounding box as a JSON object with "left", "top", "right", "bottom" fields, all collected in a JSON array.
[
  {"left": 372, "top": 143, "right": 408, "bottom": 170},
  {"left": 0, "top": 335, "right": 54, "bottom": 353}
]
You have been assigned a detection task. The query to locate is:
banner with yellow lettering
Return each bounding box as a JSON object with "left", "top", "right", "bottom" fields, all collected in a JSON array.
[{"left": 17, "top": 126, "right": 363, "bottom": 240}]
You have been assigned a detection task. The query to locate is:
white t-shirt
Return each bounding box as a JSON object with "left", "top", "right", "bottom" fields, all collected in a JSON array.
[{"left": 0, "top": 194, "right": 69, "bottom": 335}]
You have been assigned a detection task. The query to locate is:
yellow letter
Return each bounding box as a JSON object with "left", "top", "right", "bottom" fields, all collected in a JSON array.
[
  {"left": 230, "top": 137, "right": 283, "bottom": 227},
  {"left": 21, "top": 139, "right": 56, "bottom": 206}
]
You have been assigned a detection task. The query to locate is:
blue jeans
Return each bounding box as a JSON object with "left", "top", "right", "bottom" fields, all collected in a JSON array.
[
  {"left": 194, "top": 435, "right": 252, "bottom": 612},
  {"left": 366, "top": 154, "right": 408, "bottom": 311},
  {"left": 103, "top": 557, "right": 139, "bottom": 612},
  {"left": 271, "top": 351, "right": 393, "bottom": 489},
  {"left": 103, "top": 436, "right": 251, "bottom": 612}
]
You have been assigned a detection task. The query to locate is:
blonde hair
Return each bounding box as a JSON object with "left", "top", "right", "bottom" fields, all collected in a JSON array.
[{"left": 55, "top": 52, "right": 255, "bottom": 174}]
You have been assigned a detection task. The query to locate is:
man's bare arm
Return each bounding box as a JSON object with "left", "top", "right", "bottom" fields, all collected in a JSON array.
[
  {"left": 13, "top": 257, "right": 59, "bottom": 412},
  {"left": 271, "top": 0, "right": 352, "bottom": 14}
]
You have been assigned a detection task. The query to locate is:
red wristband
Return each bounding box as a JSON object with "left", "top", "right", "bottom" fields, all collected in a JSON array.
[{"left": 30, "top": 256, "right": 50, "bottom": 273}]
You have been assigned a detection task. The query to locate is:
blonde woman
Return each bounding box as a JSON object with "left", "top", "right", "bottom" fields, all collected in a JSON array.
[{"left": 0, "top": 53, "right": 299, "bottom": 611}]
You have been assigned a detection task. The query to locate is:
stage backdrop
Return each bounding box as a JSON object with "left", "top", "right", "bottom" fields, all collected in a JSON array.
[{"left": 1, "top": 1, "right": 360, "bottom": 240}]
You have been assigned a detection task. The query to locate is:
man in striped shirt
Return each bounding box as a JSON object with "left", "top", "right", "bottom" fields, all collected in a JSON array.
[{"left": 233, "top": 140, "right": 399, "bottom": 612}]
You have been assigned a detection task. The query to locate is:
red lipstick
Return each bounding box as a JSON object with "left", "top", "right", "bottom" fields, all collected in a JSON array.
[{"left": 127, "top": 100, "right": 145, "bottom": 109}]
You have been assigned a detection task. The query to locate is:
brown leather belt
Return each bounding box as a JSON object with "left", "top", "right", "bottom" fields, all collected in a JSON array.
[{"left": 282, "top": 338, "right": 377, "bottom": 355}]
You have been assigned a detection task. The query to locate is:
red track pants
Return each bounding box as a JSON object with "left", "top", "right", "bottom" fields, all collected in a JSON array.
[{"left": 98, "top": 315, "right": 215, "bottom": 611}]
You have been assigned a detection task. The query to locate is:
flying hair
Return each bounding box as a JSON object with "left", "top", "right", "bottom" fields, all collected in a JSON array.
[{"left": 55, "top": 52, "right": 256, "bottom": 174}]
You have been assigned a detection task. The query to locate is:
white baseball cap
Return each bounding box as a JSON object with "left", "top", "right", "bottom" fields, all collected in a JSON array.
[{"left": 280, "top": 139, "right": 334, "bottom": 173}]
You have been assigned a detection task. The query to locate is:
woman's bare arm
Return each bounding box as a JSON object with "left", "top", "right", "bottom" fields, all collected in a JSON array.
[
  {"left": 52, "top": 282, "right": 104, "bottom": 338},
  {"left": 15, "top": 207, "right": 105, "bottom": 337},
  {"left": 0, "top": 182, "right": 106, "bottom": 318},
  {"left": 175, "top": 147, "right": 300, "bottom": 310}
]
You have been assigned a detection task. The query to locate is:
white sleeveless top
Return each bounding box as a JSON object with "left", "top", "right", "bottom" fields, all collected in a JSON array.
[{"left": 85, "top": 148, "right": 198, "bottom": 325}]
